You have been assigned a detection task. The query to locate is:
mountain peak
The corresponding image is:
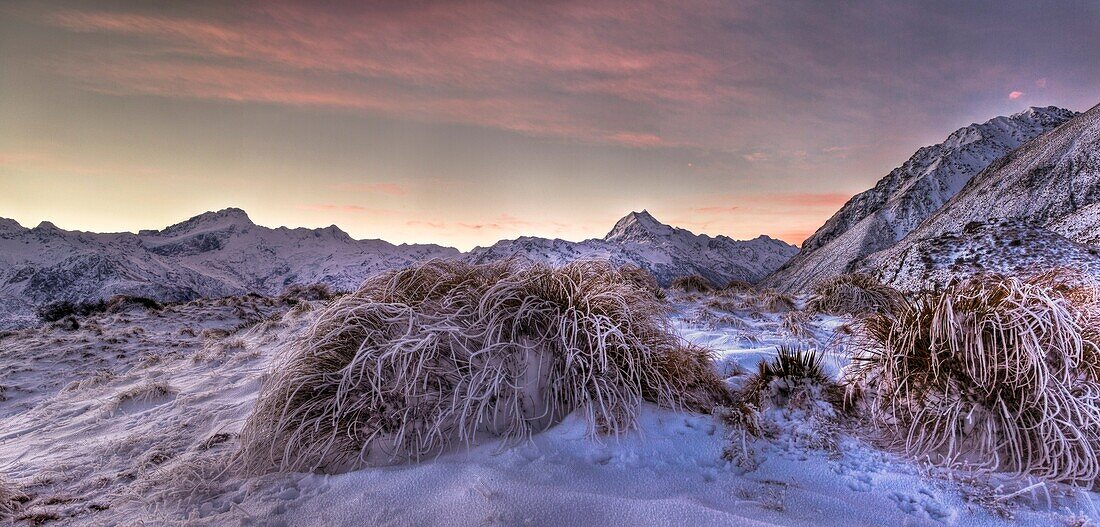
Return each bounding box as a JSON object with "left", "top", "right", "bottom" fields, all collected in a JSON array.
[
  {"left": 200, "top": 207, "right": 252, "bottom": 223},
  {"left": 158, "top": 207, "right": 255, "bottom": 236},
  {"left": 1010, "top": 105, "right": 1077, "bottom": 123},
  {"left": 605, "top": 210, "right": 673, "bottom": 242},
  {"left": 0, "top": 218, "right": 24, "bottom": 234}
]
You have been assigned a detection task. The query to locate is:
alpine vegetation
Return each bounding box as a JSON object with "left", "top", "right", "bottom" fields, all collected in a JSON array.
[
  {"left": 742, "top": 345, "right": 841, "bottom": 413},
  {"left": 238, "top": 259, "right": 730, "bottom": 474},
  {"left": 844, "top": 273, "right": 1100, "bottom": 484},
  {"left": 807, "top": 273, "right": 904, "bottom": 316},
  {"left": 669, "top": 274, "right": 716, "bottom": 294},
  {"left": 0, "top": 477, "right": 24, "bottom": 520}
]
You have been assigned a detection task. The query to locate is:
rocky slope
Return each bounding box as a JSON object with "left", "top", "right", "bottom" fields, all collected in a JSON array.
[
  {"left": 863, "top": 102, "right": 1100, "bottom": 283},
  {"left": 764, "top": 106, "right": 1078, "bottom": 292},
  {"left": 868, "top": 219, "right": 1100, "bottom": 291},
  {"left": 467, "top": 210, "right": 798, "bottom": 287}
]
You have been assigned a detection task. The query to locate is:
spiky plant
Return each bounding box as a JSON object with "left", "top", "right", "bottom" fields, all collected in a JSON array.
[
  {"left": 844, "top": 274, "right": 1100, "bottom": 484},
  {"left": 669, "top": 275, "right": 715, "bottom": 294},
  {"left": 742, "top": 345, "right": 839, "bottom": 411},
  {"left": 807, "top": 273, "right": 903, "bottom": 316},
  {"left": 238, "top": 259, "right": 731, "bottom": 474}
]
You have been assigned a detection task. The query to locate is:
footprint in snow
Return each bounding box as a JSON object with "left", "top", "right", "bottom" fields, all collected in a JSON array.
[
  {"left": 888, "top": 490, "right": 956, "bottom": 523},
  {"left": 844, "top": 472, "right": 873, "bottom": 492}
]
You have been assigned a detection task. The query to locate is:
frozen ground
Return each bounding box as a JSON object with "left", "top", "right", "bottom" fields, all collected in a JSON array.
[{"left": 0, "top": 292, "right": 1098, "bottom": 526}]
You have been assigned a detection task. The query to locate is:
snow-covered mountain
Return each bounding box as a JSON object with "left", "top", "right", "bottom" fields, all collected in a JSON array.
[
  {"left": 763, "top": 106, "right": 1078, "bottom": 292},
  {"left": 0, "top": 208, "right": 796, "bottom": 328},
  {"left": 468, "top": 210, "right": 798, "bottom": 287},
  {"left": 0, "top": 208, "right": 459, "bottom": 328},
  {"left": 862, "top": 102, "right": 1100, "bottom": 285}
]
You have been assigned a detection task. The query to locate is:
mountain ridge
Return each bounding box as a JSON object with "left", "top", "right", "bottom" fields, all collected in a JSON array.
[
  {"left": 862, "top": 101, "right": 1100, "bottom": 287},
  {"left": 763, "top": 105, "right": 1079, "bottom": 292},
  {"left": 468, "top": 209, "right": 797, "bottom": 287},
  {"left": 0, "top": 208, "right": 796, "bottom": 328}
]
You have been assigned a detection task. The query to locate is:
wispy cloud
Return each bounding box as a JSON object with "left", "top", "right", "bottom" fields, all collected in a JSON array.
[
  {"left": 692, "top": 206, "right": 739, "bottom": 214},
  {"left": 1008, "top": 90, "right": 1024, "bottom": 100},
  {"left": 44, "top": 3, "right": 732, "bottom": 149},
  {"left": 297, "top": 204, "right": 394, "bottom": 215},
  {"left": 331, "top": 182, "right": 408, "bottom": 196},
  {"left": 767, "top": 192, "right": 852, "bottom": 208}
]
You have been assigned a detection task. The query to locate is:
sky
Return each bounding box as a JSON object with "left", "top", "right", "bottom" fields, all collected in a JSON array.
[{"left": 0, "top": 0, "right": 1097, "bottom": 250}]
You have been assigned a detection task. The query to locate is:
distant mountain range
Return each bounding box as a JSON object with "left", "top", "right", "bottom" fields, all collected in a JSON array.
[
  {"left": 469, "top": 210, "right": 797, "bottom": 287},
  {"left": 0, "top": 208, "right": 796, "bottom": 328},
  {"left": 763, "top": 106, "right": 1083, "bottom": 291},
  {"left": 6, "top": 102, "right": 1099, "bottom": 327}
]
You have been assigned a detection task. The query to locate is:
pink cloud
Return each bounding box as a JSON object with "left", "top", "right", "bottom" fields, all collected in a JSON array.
[
  {"left": 774, "top": 228, "right": 813, "bottom": 246},
  {"left": 1008, "top": 90, "right": 1024, "bottom": 100},
  {"left": 692, "top": 206, "right": 739, "bottom": 214},
  {"left": 768, "top": 192, "right": 852, "bottom": 208},
  {"left": 456, "top": 213, "right": 542, "bottom": 231},
  {"left": 43, "top": 3, "right": 744, "bottom": 149},
  {"left": 331, "top": 182, "right": 408, "bottom": 196},
  {"left": 742, "top": 152, "right": 770, "bottom": 162},
  {"left": 298, "top": 204, "right": 396, "bottom": 216},
  {"left": 604, "top": 132, "right": 664, "bottom": 147}
]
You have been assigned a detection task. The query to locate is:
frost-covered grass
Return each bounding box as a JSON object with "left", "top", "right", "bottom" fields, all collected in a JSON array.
[
  {"left": 0, "top": 476, "right": 25, "bottom": 520},
  {"left": 239, "top": 260, "right": 730, "bottom": 474},
  {"left": 807, "top": 273, "right": 903, "bottom": 316},
  {"left": 669, "top": 274, "right": 715, "bottom": 293},
  {"left": 1, "top": 274, "right": 1098, "bottom": 525},
  {"left": 844, "top": 273, "right": 1100, "bottom": 484}
]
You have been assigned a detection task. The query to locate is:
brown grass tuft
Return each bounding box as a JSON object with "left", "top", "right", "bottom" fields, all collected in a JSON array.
[
  {"left": 0, "top": 477, "right": 25, "bottom": 520},
  {"left": 669, "top": 275, "right": 715, "bottom": 294},
  {"left": 807, "top": 273, "right": 903, "bottom": 316},
  {"left": 844, "top": 272, "right": 1100, "bottom": 483},
  {"left": 238, "top": 259, "right": 731, "bottom": 474}
]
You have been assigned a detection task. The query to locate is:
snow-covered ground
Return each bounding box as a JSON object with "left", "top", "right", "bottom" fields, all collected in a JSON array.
[{"left": 1, "top": 292, "right": 1097, "bottom": 526}]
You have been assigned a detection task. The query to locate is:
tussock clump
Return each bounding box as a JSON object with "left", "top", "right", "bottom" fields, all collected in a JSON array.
[
  {"left": 36, "top": 299, "right": 106, "bottom": 322},
  {"left": 201, "top": 328, "right": 231, "bottom": 340},
  {"left": 109, "top": 381, "right": 176, "bottom": 415},
  {"left": 707, "top": 289, "right": 794, "bottom": 314},
  {"left": 618, "top": 264, "right": 665, "bottom": 300},
  {"left": 758, "top": 289, "right": 796, "bottom": 313},
  {"left": 669, "top": 275, "right": 715, "bottom": 294},
  {"left": 105, "top": 295, "right": 162, "bottom": 314},
  {"left": 781, "top": 310, "right": 815, "bottom": 341},
  {"left": 807, "top": 273, "right": 903, "bottom": 316},
  {"left": 239, "top": 259, "right": 730, "bottom": 474},
  {"left": 0, "top": 477, "right": 26, "bottom": 520},
  {"left": 721, "top": 280, "right": 755, "bottom": 293},
  {"left": 737, "top": 345, "right": 843, "bottom": 453},
  {"left": 35, "top": 295, "right": 162, "bottom": 323},
  {"left": 845, "top": 274, "right": 1100, "bottom": 484},
  {"left": 280, "top": 283, "right": 337, "bottom": 303}
]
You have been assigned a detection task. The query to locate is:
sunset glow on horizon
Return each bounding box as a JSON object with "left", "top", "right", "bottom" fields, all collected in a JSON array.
[{"left": 1, "top": 0, "right": 1097, "bottom": 250}]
